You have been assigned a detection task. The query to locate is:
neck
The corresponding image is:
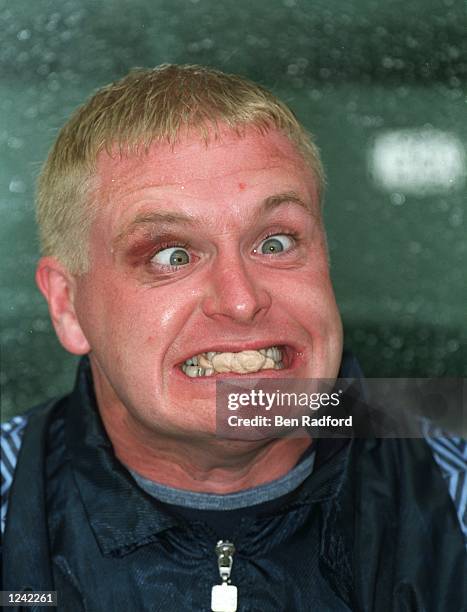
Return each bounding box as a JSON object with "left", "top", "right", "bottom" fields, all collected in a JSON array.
[
  {"left": 117, "top": 431, "right": 310, "bottom": 494},
  {"left": 91, "top": 358, "right": 312, "bottom": 493},
  {"left": 97, "top": 401, "right": 311, "bottom": 495}
]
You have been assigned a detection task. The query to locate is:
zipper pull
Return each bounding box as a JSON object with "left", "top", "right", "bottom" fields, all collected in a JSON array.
[
  {"left": 211, "top": 540, "right": 238, "bottom": 612},
  {"left": 216, "top": 540, "right": 235, "bottom": 582}
]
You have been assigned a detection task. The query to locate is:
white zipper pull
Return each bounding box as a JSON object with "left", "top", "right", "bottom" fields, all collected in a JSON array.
[{"left": 211, "top": 540, "right": 238, "bottom": 612}]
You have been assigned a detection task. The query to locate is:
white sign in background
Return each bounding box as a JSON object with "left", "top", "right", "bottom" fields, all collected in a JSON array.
[{"left": 369, "top": 128, "right": 466, "bottom": 195}]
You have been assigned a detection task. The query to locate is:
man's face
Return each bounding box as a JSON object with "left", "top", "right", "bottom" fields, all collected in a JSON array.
[{"left": 72, "top": 126, "right": 343, "bottom": 438}]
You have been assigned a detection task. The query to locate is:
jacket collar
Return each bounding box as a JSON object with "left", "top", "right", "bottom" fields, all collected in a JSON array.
[{"left": 66, "top": 359, "right": 178, "bottom": 556}]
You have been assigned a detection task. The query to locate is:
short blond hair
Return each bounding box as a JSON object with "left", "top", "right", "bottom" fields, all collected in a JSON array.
[{"left": 37, "top": 64, "right": 325, "bottom": 274}]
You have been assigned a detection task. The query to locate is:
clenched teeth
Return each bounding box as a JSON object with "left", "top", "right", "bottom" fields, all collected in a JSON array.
[{"left": 181, "top": 346, "right": 284, "bottom": 378}]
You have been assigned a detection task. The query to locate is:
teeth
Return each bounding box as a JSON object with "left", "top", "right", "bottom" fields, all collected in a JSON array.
[
  {"left": 183, "top": 366, "right": 199, "bottom": 378},
  {"left": 198, "top": 354, "right": 212, "bottom": 369},
  {"left": 257, "top": 356, "right": 272, "bottom": 370},
  {"left": 183, "top": 365, "right": 204, "bottom": 378},
  {"left": 273, "top": 348, "right": 281, "bottom": 361},
  {"left": 182, "top": 345, "right": 285, "bottom": 377}
]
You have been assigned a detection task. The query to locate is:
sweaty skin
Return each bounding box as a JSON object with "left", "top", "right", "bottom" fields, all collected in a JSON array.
[{"left": 38, "top": 125, "right": 343, "bottom": 493}]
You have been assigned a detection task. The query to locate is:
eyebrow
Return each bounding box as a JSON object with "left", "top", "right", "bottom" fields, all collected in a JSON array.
[
  {"left": 261, "top": 191, "right": 312, "bottom": 215},
  {"left": 114, "top": 191, "right": 313, "bottom": 246},
  {"left": 114, "top": 212, "right": 199, "bottom": 246}
]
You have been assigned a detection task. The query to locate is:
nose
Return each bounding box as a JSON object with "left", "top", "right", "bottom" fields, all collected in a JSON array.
[{"left": 201, "top": 256, "right": 272, "bottom": 324}]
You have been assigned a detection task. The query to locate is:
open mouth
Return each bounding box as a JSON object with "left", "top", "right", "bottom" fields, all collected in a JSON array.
[{"left": 180, "top": 345, "right": 290, "bottom": 378}]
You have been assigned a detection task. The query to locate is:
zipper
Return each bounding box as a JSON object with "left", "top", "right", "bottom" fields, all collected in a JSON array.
[
  {"left": 211, "top": 540, "right": 238, "bottom": 612},
  {"left": 216, "top": 540, "right": 235, "bottom": 582}
]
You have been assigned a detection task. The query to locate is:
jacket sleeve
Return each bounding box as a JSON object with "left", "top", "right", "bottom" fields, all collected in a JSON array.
[
  {"left": 420, "top": 418, "right": 467, "bottom": 547},
  {"left": 1, "top": 415, "right": 28, "bottom": 534}
]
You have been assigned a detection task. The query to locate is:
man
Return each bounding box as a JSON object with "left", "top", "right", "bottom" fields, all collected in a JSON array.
[{"left": 2, "top": 64, "right": 466, "bottom": 611}]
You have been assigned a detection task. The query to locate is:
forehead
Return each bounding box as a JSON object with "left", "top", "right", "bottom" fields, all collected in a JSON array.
[
  {"left": 94, "top": 126, "right": 317, "bottom": 228},
  {"left": 97, "top": 125, "right": 313, "bottom": 189}
]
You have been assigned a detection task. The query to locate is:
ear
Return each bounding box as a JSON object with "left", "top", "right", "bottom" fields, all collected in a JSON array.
[{"left": 36, "top": 257, "right": 91, "bottom": 355}]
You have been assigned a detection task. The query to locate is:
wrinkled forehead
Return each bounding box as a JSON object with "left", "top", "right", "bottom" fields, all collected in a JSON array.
[{"left": 93, "top": 125, "right": 316, "bottom": 202}]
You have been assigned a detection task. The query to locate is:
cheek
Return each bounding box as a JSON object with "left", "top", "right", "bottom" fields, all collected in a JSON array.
[
  {"left": 142, "top": 304, "right": 181, "bottom": 346},
  {"left": 281, "top": 267, "right": 341, "bottom": 337},
  {"left": 153, "top": 291, "right": 197, "bottom": 330},
  {"left": 282, "top": 264, "right": 335, "bottom": 306},
  {"left": 101, "top": 282, "right": 200, "bottom": 359},
  {"left": 74, "top": 273, "right": 141, "bottom": 353}
]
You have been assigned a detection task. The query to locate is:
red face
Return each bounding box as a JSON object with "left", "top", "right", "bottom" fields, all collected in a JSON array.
[{"left": 71, "top": 126, "right": 343, "bottom": 440}]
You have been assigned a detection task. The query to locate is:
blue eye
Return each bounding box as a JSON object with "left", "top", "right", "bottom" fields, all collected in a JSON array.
[
  {"left": 152, "top": 247, "right": 190, "bottom": 267},
  {"left": 258, "top": 234, "right": 294, "bottom": 254}
]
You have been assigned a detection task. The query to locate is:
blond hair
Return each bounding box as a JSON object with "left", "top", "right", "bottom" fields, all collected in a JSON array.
[{"left": 37, "top": 64, "right": 325, "bottom": 273}]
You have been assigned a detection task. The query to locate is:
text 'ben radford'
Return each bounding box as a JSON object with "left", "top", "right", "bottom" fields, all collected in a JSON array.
[{"left": 227, "top": 414, "right": 353, "bottom": 428}]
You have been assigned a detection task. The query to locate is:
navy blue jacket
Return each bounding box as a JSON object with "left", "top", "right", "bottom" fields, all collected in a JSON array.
[{"left": 2, "top": 358, "right": 466, "bottom": 611}]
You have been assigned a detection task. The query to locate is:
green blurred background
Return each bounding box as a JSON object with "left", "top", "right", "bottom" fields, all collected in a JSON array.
[{"left": 1, "top": 0, "right": 466, "bottom": 421}]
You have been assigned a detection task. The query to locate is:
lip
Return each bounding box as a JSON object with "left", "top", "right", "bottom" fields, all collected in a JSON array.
[{"left": 174, "top": 342, "right": 305, "bottom": 381}]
